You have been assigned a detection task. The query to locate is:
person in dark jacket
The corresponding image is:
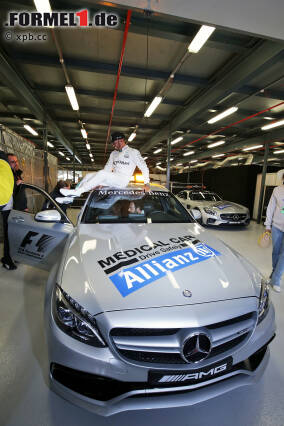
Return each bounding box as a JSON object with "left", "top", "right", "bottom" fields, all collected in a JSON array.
[
  {"left": 7, "top": 153, "right": 28, "bottom": 212},
  {"left": 44, "top": 180, "right": 71, "bottom": 214}
]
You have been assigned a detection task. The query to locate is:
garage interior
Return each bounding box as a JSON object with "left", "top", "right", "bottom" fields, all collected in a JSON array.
[{"left": 0, "top": 0, "right": 284, "bottom": 425}]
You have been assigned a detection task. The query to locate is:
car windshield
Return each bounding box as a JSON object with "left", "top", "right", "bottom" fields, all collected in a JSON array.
[
  {"left": 81, "top": 189, "right": 194, "bottom": 224},
  {"left": 190, "top": 191, "right": 221, "bottom": 201}
]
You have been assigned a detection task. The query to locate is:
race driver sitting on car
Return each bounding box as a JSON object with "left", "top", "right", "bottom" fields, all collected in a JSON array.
[{"left": 57, "top": 132, "right": 150, "bottom": 203}]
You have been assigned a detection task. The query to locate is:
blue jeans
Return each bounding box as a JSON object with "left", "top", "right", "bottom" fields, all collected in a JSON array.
[{"left": 271, "top": 225, "right": 284, "bottom": 288}]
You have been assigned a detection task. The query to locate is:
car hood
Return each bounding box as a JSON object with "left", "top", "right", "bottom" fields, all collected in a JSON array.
[
  {"left": 60, "top": 223, "right": 259, "bottom": 315},
  {"left": 199, "top": 200, "right": 248, "bottom": 212}
]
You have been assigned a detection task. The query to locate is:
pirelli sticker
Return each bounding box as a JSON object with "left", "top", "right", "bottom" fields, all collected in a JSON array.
[{"left": 98, "top": 234, "right": 220, "bottom": 297}]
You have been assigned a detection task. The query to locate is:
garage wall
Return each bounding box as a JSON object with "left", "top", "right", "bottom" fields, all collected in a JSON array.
[{"left": 173, "top": 165, "right": 281, "bottom": 214}]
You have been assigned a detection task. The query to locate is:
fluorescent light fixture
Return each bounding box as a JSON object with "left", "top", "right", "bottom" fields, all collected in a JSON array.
[
  {"left": 188, "top": 25, "right": 215, "bottom": 53},
  {"left": 75, "top": 155, "right": 82, "bottom": 164},
  {"left": 65, "top": 85, "right": 79, "bottom": 111},
  {"left": 34, "top": 0, "right": 52, "bottom": 13},
  {"left": 208, "top": 107, "right": 238, "bottom": 124},
  {"left": 86, "top": 143, "right": 91, "bottom": 150},
  {"left": 263, "top": 116, "right": 273, "bottom": 120},
  {"left": 23, "top": 124, "right": 38, "bottom": 136},
  {"left": 66, "top": 157, "right": 70, "bottom": 161},
  {"left": 156, "top": 165, "right": 166, "bottom": 171},
  {"left": 153, "top": 148, "right": 162, "bottom": 154},
  {"left": 183, "top": 150, "right": 195, "bottom": 156},
  {"left": 128, "top": 132, "right": 136, "bottom": 142},
  {"left": 208, "top": 140, "right": 225, "bottom": 148},
  {"left": 47, "top": 141, "right": 54, "bottom": 148},
  {"left": 89, "top": 153, "right": 93, "bottom": 158},
  {"left": 261, "top": 119, "right": 284, "bottom": 131},
  {"left": 91, "top": 158, "right": 94, "bottom": 162},
  {"left": 176, "top": 163, "right": 182, "bottom": 166},
  {"left": 242, "top": 145, "right": 263, "bottom": 151},
  {"left": 273, "top": 150, "right": 284, "bottom": 154},
  {"left": 58, "top": 151, "right": 65, "bottom": 157},
  {"left": 171, "top": 136, "right": 183, "bottom": 145},
  {"left": 170, "top": 157, "right": 174, "bottom": 161},
  {"left": 81, "top": 128, "right": 88, "bottom": 139},
  {"left": 190, "top": 159, "right": 198, "bottom": 163},
  {"left": 208, "top": 109, "right": 217, "bottom": 113},
  {"left": 231, "top": 163, "right": 238, "bottom": 166},
  {"left": 144, "top": 96, "right": 162, "bottom": 118},
  {"left": 212, "top": 153, "right": 225, "bottom": 158},
  {"left": 156, "top": 162, "right": 161, "bottom": 166},
  {"left": 143, "top": 156, "right": 148, "bottom": 160},
  {"left": 184, "top": 166, "right": 189, "bottom": 169}
]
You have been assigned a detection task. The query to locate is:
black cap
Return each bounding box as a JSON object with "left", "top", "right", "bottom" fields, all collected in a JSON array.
[{"left": 111, "top": 132, "right": 125, "bottom": 143}]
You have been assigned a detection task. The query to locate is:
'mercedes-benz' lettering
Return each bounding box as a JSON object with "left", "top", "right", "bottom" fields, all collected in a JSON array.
[{"left": 158, "top": 363, "right": 228, "bottom": 383}]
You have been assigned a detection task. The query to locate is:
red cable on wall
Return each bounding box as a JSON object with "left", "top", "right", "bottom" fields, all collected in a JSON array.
[{"left": 104, "top": 10, "right": 132, "bottom": 161}]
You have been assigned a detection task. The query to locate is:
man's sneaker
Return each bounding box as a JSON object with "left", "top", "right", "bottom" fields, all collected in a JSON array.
[
  {"left": 55, "top": 197, "right": 74, "bottom": 204},
  {"left": 272, "top": 285, "right": 281, "bottom": 293},
  {"left": 60, "top": 188, "right": 81, "bottom": 197}
]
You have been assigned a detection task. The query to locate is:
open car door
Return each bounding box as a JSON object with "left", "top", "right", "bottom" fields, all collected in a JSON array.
[{"left": 8, "top": 184, "right": 74, "bottom": 270}]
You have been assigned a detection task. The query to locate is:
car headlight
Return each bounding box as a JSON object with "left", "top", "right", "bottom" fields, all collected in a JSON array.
[
  {"left": 258, "top": 278, "right": 270, "bottom": 324},
  {"left": 204, "top": 207, "right": 217, "bottom": 216},
  {"left": 54, "top": 285, "right": 106, "bottom": 347}
]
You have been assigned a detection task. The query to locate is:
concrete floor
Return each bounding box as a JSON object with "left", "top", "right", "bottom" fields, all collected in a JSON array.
[{"left": 0, "top": 221, "right": 283, "bottom": 426}]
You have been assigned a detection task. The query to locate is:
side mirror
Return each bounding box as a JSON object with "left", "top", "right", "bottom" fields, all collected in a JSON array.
[
  {"left": 190, "top": 208, "right": 202, "bottom": 220},
  {"left": 35, "top": 209, "right": 62, "bottom": 222}
]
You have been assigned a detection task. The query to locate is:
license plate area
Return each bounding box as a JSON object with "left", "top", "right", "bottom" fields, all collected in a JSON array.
[{"left": 149, "top": 357, "right": 233, "bottom": 387}]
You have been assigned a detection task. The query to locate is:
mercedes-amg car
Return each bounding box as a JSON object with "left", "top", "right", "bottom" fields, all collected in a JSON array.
[
  {"left": 176, "top": 189, "right": 250, "bottom": 226},
  {"left": 9, "top": 183, "right": 274, "bottom": 416}
]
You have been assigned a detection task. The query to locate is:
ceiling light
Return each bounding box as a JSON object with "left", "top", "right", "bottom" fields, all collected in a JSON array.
[
  {"left": 81, "top": 128, "right": 88, "bottom": 139},
  {"left": 242, "top": 145, "right": 263, "bottom": 151},
  {"left": 274, "top": 142, "right": 284, "bottom": 145},
  {"left": 170, "top": 157, "right": 174, "bottom": 161},
  {"left": 183, "top": 150, "right": 195, "bottom": 156},
  {"left": 207, "top": 140, "right": 225, "bottom": 148},
  {"left": 86, "top": 143, "right": 91, "bottom": 150},
  {"left": 128, "top": 132, "right": 136, "bottom": 142},
  {"left": 208, "top": 134, "right": 225, "bottom": 139},
  {"left": 188, "top": 25, "right": 215, "bottom": 53},
  {"left": 23, "top": 124, "right": 38, "bottom": 136},
  {"left": 65, "top": 85, "right": 79, "bottom": 111},
  {"left": 273, "top": 150, "right": 284, "bottom": 154},
  {"left": 171, "top": 136, "right": 183, "bottom": 145},
  {"left": 261, "top": 119, "right": 284, "bottom": 130},
  {"left": 190, "top": 159, "right": 198, "bottom": 163},
  {"left": 153, "top": 148, "right": 162, "bottom": 154},
  {"left": 144, "top": 96, "right": 162, "bottom": 118},
  {"left": 208, "top": 109, "right": 217, "bottom": 113},
  {"left": 263, "top": 116, "right": 274, "bottom": 120},
  {"left": 91, "top": 158, "right": 94, "bottom": 162},
  {"left": 75, "top": 155, "right": 82, "bottom": 164},
  {"left": 34, "top": 0, "right": 52, "bottom": 13},
  {"left": 156, "top": 166, "right": 166, "bottom": 171},
  {"left": 47, "top": 141, "right": 54, "bottom": 148},
  {"left": 89, "top": 153, "right": 93, "bottom": 158},
  {"left": 231, "top": 163, "right": 238, "bottom": 166},
  {"left": 66, "top": 157, "right": 70, "bottom": 161},
  {"left": 184, "top": 166, "right": 189, "bottom": 169},
  {"left": 58, "top": 151, "right": 65, "bottom": 157},
  {"left": 143, "top": 156, "right": 148, "bottom": 160},
  {"left": 156, "top": 162, "right": 161, "bottom": 166},
  {"left": 208, "top": 107, "right": 238, "bottom": 124},
  {"left": 176, "top": 163, "right": 182, "bottom": 166},
  {"left": 212, "top": 154, "right": 225, "bottom": 158}
]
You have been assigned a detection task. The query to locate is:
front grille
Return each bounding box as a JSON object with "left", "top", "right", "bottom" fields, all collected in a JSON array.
[
  {"left": 220, "top": 213, "right": 247, "bottom": 221},
  {"left": 110, "top": 312, "right": 256, "bottom": 366}
]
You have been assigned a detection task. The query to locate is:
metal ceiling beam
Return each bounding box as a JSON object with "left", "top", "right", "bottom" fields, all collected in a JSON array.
[
  {"left": 141, "top": 40, "right": 284, "bottom": 154},
  {"left": 173, "top": 127, "right": 284, "bottom": 166},
  {"left": 10, "top": 51, "right": 210, "bottom": 87},
  {"left": 0, "top": 46, "right": 80, "bottom": 159}
]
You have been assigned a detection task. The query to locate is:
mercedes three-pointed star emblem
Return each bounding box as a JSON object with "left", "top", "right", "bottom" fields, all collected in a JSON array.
[{"left": 181, "top": 333, "right": 212, "bottom": 363}]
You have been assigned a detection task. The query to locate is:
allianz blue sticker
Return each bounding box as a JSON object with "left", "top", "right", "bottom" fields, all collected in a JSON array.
[
  {"left": 217, "top": 204, "right": 231, "bottom": 210},
  {"left": 109, "top": 243, "right": 220, "bottom": 297}
]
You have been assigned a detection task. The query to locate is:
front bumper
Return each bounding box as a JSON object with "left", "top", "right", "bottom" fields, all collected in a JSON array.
[
  {"left": 46, "top": 300, "right": 275, "bottom": 416},
  {"left": 204, "top": 214, "right": 250, "bottom": 226}
]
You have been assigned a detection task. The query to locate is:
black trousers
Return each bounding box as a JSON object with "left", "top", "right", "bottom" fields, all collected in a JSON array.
[{"left": 1, "top": 210, "right": 11, "bottom": 261}]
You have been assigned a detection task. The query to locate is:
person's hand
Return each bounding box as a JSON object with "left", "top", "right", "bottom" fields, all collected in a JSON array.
[
  {"left": 16, "top": 179, "right": 24, "bottom": 185},
  {"left": 143, "top": 184, "right": 150, "bottom": 192}
]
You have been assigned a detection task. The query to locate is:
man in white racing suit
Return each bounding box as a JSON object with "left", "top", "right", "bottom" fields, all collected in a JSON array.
[{"left": 60, "top": 132, "right": 150, "bottom": 198}]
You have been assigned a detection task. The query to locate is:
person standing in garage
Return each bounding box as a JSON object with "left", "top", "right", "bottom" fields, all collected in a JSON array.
[
  {"left": 58, "top": 132, "right": 150, "bottom": 199},
  {"left": 7, "top": 153, "right": 28, "bottom": 212},
  {"left": 265, "top": 177, "right": 284, "bottom": 292},
  {"left": 0, "top": 150, "right": 17, "bottom": 270}
]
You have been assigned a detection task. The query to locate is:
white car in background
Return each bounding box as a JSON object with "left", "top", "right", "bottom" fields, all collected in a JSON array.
[{"left": 176, "top": 189, "right": 250, "bottom": 226}]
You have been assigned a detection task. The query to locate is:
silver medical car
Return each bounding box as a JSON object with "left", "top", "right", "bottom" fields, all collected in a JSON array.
[
  {"left": 176, "top": 189, "right": 250, "bottom": 226},
  {"left": 9, "top": 183, "right": 274, "bottom": 416}
]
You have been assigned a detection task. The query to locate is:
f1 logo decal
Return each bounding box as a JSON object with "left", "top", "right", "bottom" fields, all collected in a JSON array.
[{"left": 20, "top": 231, "right": 55, "bottom": 253}]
